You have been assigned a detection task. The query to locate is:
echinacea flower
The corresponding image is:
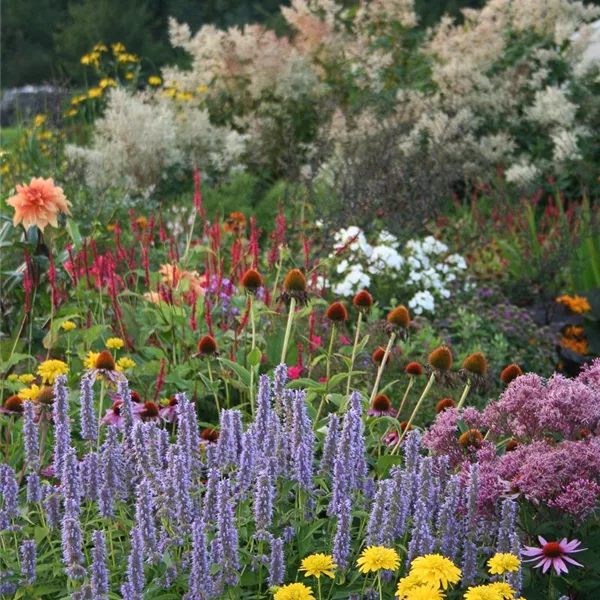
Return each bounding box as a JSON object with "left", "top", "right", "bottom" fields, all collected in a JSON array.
[
  {"left": 87, "top": 350, "right": 125, "bottom": 384},
  {"left": 280, "top": 269, "right": 309, "bottom": 306},
  {"left": 241, "top": 268, "right": 263, "bottom": 293},
  {"left": 273, "top": 582, "right": 315, "bottom": 600},
  {"left": 368, "top": 394, "right": 396, "bottom": 417},
  {"left": 522, "top": 536, "right": 586, "bottom": 575},
  {"left": 106, "top": 338, "right": 124, "bottom": 350},
  {"left": 7, "top": 177, "right": 72, "bottom": 232},
  {"left": 196, "top": 335, "right": 218, "bottom": 357},
  {"left": 500, "top": 364, "right": 523, "bottom": 386},
  {"left": 159, "top": 396, "right": 178, "bottom": 422},
  {"left": 200, "top": 428, "right": 219, "bottom": 445},
  {"left": 387, "top": 305, "right": 411, "bottom": 335},
  {"left": 0, "top": 395, "right": 23, "bottom": 415},
  {"left": 409, "top": 554, "right": 461, "bottom": 590},
  {"left": 353, "top": 289, "right": 373, "bottom": 311},
  {"left": 405, "top": 362, "right": 423, "bottom": 377},
  {"left": 37, "top": 360, "right": 69, "bottom": 384},
  {"left": 101, "top": 399, "right": 143, "bottom": 428},
  {"left": 326, "top": 301, "right": 348, "bottom": 323},
  {"left": 435, "top": 398, "right": 455, "bottom": 413},
  {"left": 372, "top": 347, "right": 391, "bottom": 367},
  {"left": 487, "top": 553, "right": 520, "bottom": 575},
  {"left": 299, "top": 553, "right": 337, "bottom": 579},
  {"left": 428, "top": 347, "right": 453, "bottom": 372},
  {"left": 356, "top": 546, "right": 400, "bottom": 573}
]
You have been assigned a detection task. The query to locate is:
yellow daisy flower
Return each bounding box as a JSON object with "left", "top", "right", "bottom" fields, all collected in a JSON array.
[
  {"left": 396, "top": 572, "right": 428, "bottom": 599},
  {"left": 88, "top": 87, "right": 103, "bottom": 99},
  {"left": 7, "top": 374, "right": 18, "bottom": 382},
  {"left": 112, "top": 42, "right": 126, "bottom": 55},
  {"left": 125, "top": 73, "right": 134, "bottom": 80},
  {"left": 273, "top": 582, "right": 314, "bottom": 600},
  {"left": 356, "top": 546, "right": 400, "bottom": 574},
  {"left": 404, "top": 586, "right": 445, "bottom": 600},
  {"left": 116, "top": 357, "right": 136, "bottom": 371},
  {"left": 18, "top": 373, "right": 36, "bottom": 384},
  {"left": 93, "top": 43, "right": 108, "bottom": 52},
  {"left": 299, "top": 553, "right": 337, "bottom": 579},
  {"left": 99, "top": 78, "right": 117, "bottom": 88},
  {"left": 409, "top": 555, "right": 461, "bottom": 590},
  {"left": 37, "top": 360, "right": 69, "bottom": 384},
  {"left": 32, "top": 115, "right": 46, "bottom": 127},
  {"left": 61, "top": 321, "right": 77, "bottom": 332},
  {"left": 148, "top": 76, "right": 162, "bottom": 86},
  {"left": 487, "top": 553, "right": 520, "bottom": 575},
  {"left": 196, "top": 85, "right": 208, "bottom": 93},
  {"left": 487, "top": 582, "right": 516, "bottom": 599},
  {"left": 18, "top": 384, "right": 42, "bottom": 401},
  {"left": 463, "top": 584, "right": 503, "bottom": 600},
  {"left": 84, "top": 351, "right": 100, "bottom": 370},
  {"left": 106, "top": 338, "right": 125, "bottom": 350}
]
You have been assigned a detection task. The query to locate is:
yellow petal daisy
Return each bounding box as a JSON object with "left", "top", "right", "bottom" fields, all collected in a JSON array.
[
  {"left": 7, "top": 374, "right": 18, "bottom": 382},
  {"left": 106, "top": 337, "right": 124, "bottom": 350},
  {"left": 463, "top": 584, "right": 503, "bottom": 600},
  {"left": 409, "top": 555, "right": 461, "bottom": 590},
  {"left": 487, "top": 582, "right": 516, "bottom": 599},
  {"left": 18, "top": 384, "right": 42, "bottom": 402},
  {"left": 61, "top": 320, "right": 77, "bottom": 332},
  {"left": 396, "top": 572, "right": 428, "bottom": 598},
  {"left": 357, "top": 546, "right": 400, "bottom": 574},
  {"left": 273, "top": 582, "right": 315, "bottom": 600},
  {"left": 84, "top": 351, "right": 100, "bottom": 370},
  {"left": 405, "top": 586, "right": 446, "bottom": 600},
  {"left": 116, "top": 357, "right": 136, "bottom": 371},
  {"left": 37, "top": 359, "right": 69, "bottom": 384},
  {"left": 299, "top": 553, "right": 337, "bottom": 579},
  {"left": 18, "top": 373, "right": 36, "bottom": 384},
  {"left": 487, "top": 553, "right": 520, "bottom": 575}
]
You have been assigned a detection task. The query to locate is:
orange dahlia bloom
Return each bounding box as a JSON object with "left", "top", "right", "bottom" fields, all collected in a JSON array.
[{"left": 7, "top": 177, "right": 72, "bottom": 232}]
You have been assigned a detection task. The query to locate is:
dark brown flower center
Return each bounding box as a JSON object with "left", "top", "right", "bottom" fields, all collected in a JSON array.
[
  {"left": 372, "top": 394, "right": 391, "bottom": 412},
  {"left": 542, "top": 542, "right": 563, "bottom": 558},
  {"left": 95, "top": 350, "right": 116, "bottom": 371}
]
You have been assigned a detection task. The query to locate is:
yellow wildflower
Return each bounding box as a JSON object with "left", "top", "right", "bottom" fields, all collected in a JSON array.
[
  {"left": 299, "top": 553, "right": 336, "bottom": 579},
  {"left": 32, "top": 115, "right": 46, "bottom": 127},
  {"left": 18, "top": 384, "right": 42, "bottom": 401},
  {"left": 125, "top": 73, "right": 134, "bottom": 80},
  {"left": 463, "top": 584, "right": 505, "bottom": 600},
  {"left": 487, "top": 582, "right": 516, "bottom": 599},
  {"left": 162, "top": 88, "right": 177, "bottom": 98},
  {"left": 8, "top": 374, "right": 19, "bottom": 382},
  {"left": 409, "top": 555, "right": 461, "bottom": 590},
  {"left": 61, "top": 321, "right": 77, "bottom": 332},
  {"left": 37, "top": 360, "right": 69, "bottom": 384},
  {"left": 93, "top": 43, "right": 108, "bottom": 52},
  {"left": 112, "top": 42, "right": 126, "bottom": 54},
  {"left": 18, "top": 373, "right": 36, "bottom": 384},
  {"left": 84, "top": 351, "right": 100, "bottom": 370},
  {"left": 175, "top": 91, "right": 193, "bottom": 101},
  {"left": 273, "top": 582, "right": 314, "bottom": 600},
  {"left": 117, "top": 53, "right": 139, "bottom": 63},
  {"left": 148, "top": 76, "right": 162, "bottom": 86},
  {"left": 487, "top": 553, "right": 520, "bottom": 575},
  {"left": 106, "top": 338, "right": 124, "bottom": 350},
  {"left": 116, "top": 357, "right": 136, "bottom": 371},
  {"left": 404, "top": 586, "right": 445, "bottom": 600},
  {"left": 71, "top": 94, "right": 88, "bottom": 105},
  {"left": 396, "top": 572, "right": 429, "bottom": 599},
  {"left": 99, "top": 78, "right": 117, "bottom": 88},
  {"left": 356, "top": 546, "right": 400, "bottom": 574},
  {"left": 197, "top": 85, "right": 208, "bottom": 93},
  {"left": 88, "top": 88, "right": 103, "bottom": 99}
]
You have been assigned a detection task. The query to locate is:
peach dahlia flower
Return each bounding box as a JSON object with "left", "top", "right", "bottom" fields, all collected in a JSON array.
[{"left": 7, "top": 177, "right": 72, "bottom": 232}]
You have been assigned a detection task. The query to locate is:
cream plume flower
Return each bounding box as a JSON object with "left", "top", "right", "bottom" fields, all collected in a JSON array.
[{"left": 7, "top": 177, "right": 72, "bottom": 232}]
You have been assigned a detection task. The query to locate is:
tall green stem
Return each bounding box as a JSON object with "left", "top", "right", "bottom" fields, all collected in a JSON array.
[
  {"left": 396, "top": 377, "right": 415, "bottom": 420},
  {"left": 345, "top": 311, "right": 363, "bottom": 397},
  {"left": 207, "top": 360, "right": 221, "bottom": 415},
  {"left": 369, "top": 333, "right": 396, "bottom": 405},
  {"left": 315, "top": 323, "right": 336, "bottom": 428},
  {"left": 280, "top": 297, "right": 296, "bottom": 365},
  {"left": 96, "top": 379, "right": 105, "bottom": 450},
  {"left": 456, "top": 379, "right": 472, "bottom": 410},
  {"left": 249, "top": 294, "right": 256, "bottom": 416},
  {"left": 392, "top": 371, "right": 436, "bottom": 453}
]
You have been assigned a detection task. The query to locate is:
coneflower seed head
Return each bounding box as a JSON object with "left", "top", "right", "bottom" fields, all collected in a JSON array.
[
  {"left": 428, "top": 346, "right": 453, "bottom": 371},
  {"left": 405, "top": 362, "right": 423, "bottom": 376},
  {"left": 500, "top": 364, "right": 523, "bottom": 385},
  {"left": 372, "top": 394, "right": 391, "bottom": 412},
  {"left": 353, "top": 290, "right": 373, "bottom": 310},
  {"left": 371, "top": 347, "right": 389, "bottom": 366},
  {"left": 241, "top": 268, "right": 263, "bottom": 292},
  {"left": 462, "top": 352, "right": 487, "bottom": 375},
  {"left": 326, "top": 301, "right": 348, "bottom": 322},
  {"left": 4, "top": 395, "right": 23, "bottom": 413},
  {"left": 283, "top": 269, "right": 307, "bottom": 292},
  {"left": 95, "top": 350, "right": 116, "bottom": 371},
  {"left": 458, "top": 429, "right": 484, "bottom": 450},
  {"left": 435, "top": 398, "right": 456, "bottom": 413},
  {"left": 387, "top": 305, "right": 410, "bottom": 328},
  {"left": 198, "top": 335, "right": 218, "bottom": 356}
]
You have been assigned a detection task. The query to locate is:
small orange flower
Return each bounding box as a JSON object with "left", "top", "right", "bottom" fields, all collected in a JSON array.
[
  {"left": 326, "top": 301, "right": 348, "bottom": 323},
  {"left": 500, "top": 364, "right": 523, "bottom": 386},
  {"left": 223, "top": 212, "right": 247, "bottom": 233},
  {"left": 7, "top": 177, "right": 72, "bottom": 232},
  {"left": 505, "top": 439, "right": 519, "bottom": 452},
  {"left": 136, "top": 216, "right": 149, "bottom": 230},
  {"left": 556, "top": 294, "right": 591, "bottom": 314}
]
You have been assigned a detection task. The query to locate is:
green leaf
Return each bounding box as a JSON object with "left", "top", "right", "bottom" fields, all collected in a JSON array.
[
  {"left": 219, "top": 358, "right": 251, "bottom": 386},
  {"left": 66, "top": 218, "right": 82, "bottom": 248},
  {"left": 248, "top": 347, "right": 261, "bottom": 367},
  {"left": 377, "top": 454, "right": 404, "bottom": 475}
]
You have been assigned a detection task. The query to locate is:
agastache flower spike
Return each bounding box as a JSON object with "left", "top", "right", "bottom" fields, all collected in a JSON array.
[
  {"left": 20, "top": 540, "right": 37, "bottom": 585},
  {"left": 52, "top": 375, "right": 71, "bottom": 479},
  {"left": 61, "top": 509, "right": 86, "bottom": 579},
  {"left": 61, "top": 447, "right": 82, "bottom": 515},
  {"left": 319, "top": 413, "right": 340, "bottom": 478},
  {"left": 82, "top": 451, "right": 100, "bottom": 502},
  {"left": 203, "top": 467, "right": 220, "bottom": 523},
  {"left": 0, "top": 465, "right": 18, "bottom": 530},
  {"left": 135, "top": 479, "right": 158, "bottom": 559},
  {"left": 436, "top": 475, "right": 462, "bottom": 561},
  {"left": 79, "top": 373, "right": 97, "bottom": 441},
  {"left": 26, "top": 472, "right": 43, "bottom": 504},
  {"left": 213, "top": 479, "right": 239, "bottom": 587},
  {"left": 268, "top": 537, "right": 285, "bottom": 587},
  {"left": 186, "top": 517, "right": 214, "bottom": 599},
  {"left": 123, "top": 526, "right": 145, "bottom": 598},
  {"left": 43, "top": 485, "right": 61, "bottom": 529},
  {"left": 23, "top": 400, "right": 39, "bottom": 469},
  {"left": 91, "top": 530, "right": 109, "bottom": 600},
  {"left": 253, "top": 469, "right": 275, "bottom": 531},
  {"left": 236, "top": 431, "right": 257, "bottom": 498},
  {"left": 332, "top": 496, "right": 352, "bottom": 570}
]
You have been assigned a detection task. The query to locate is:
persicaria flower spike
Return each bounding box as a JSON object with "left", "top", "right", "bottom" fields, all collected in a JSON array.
[
  {"left": 241, "top": 268, "right": 263, "bottom": 292},
  {"left": 428, "top": 346, "right": 453, "bottom": 371},
  {"left": 353, "top": 289, "right": 373, "bottom": 311},
  {"left": 326, "top": 301, "right": 348, "bottom": 323},
  {"left": 501, "top": 364, "right": 523, "bottom": 385}
]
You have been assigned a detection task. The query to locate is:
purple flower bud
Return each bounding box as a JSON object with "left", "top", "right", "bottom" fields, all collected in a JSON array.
[
  {"left": 82, "top": 451, "right": 100, "bottom": 503},
  {"left": 20, "top": 539, "right": 36, "bottom": 585},
  {"left": 43, "top": 484, "right": 61, "bottom": 529},
  {"left": 268, "top": 536, "right": 285, "bottom": 587},
  {"left": 23, "top": 400, "right": 39, "bottom": 468},
  {"left": 91, "top": 530, "right": 109, "bottom": 599},
  {"left": 125, "top": 526, "right": 145, "bottom": 596},
  {"left": 203, "top": 467, "right": 220, "bottom": 523},
  {"left": 135, "top": 479, "right": 158, "bottom": 560},
  {"left": 253, "top": 469, "right": 275, "bottom": 531},
  {"left": 213, "top": 479, "right": 239, "bottom": 587},
  {"left": 61, "top": 511, "right": 86, "bottom": 579},
  {"left": 0, "top": 464, "right": 18, "bottom": 529},
  {"left": 80, "top": 374, "right": 97, "bottom": 441},
  {"left": 332, "top": 496, "right": 352, "bottom": 570},
  {"left": 319, "top": 413, "right": 339, "bottom": 477}
]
